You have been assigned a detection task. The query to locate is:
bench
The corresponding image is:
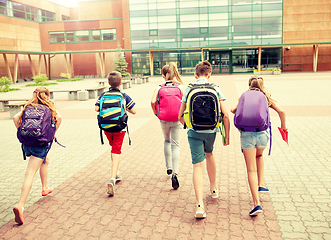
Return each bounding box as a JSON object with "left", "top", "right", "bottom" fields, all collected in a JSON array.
[
  {"left": 85, "top": 86, "right": 107, "bottom": 99},
  {"left": 96, "top": 80, "right": 108, "bottom": 87},
  {"left": 49, "top": 89, "right": 81, "bottom": 101},
  {"left": 0, "top": 99, "right": 29, "bottom": 112},
  {"left": 6, "top": 102, "right": 26, "bottom": 118},
  {"left": 121, "top": 80, "right": 131, "bottom": 90}
]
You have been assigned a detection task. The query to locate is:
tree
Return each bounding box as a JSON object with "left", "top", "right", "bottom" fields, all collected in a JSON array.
[{"left": 114, "top": 43, "right": 130, "bottom": 78}]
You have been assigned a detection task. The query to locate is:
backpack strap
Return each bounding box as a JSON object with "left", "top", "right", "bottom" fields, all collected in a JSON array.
[
  {"left": 100, "top": 129, "right": 104, "bottom": 145},
  {"left": 268, "top": 125, "right": 272, "bottom": 155}
]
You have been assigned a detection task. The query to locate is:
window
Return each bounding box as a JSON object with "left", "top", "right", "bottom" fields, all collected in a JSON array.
[
  {"left": 149, "top": 29, "right": 158, "bottom": 36},
  {"left": 200, "top": 27, "right": 208, "bottom": 34},
  {"left": 62, "top": 15, "right": 70, "bottom": 21},
  {"left": 49, "top": 29, "right": 117, "bottom": 44},
  {"left": 76, "top": 30, "right": 90, "bottom": 42}
]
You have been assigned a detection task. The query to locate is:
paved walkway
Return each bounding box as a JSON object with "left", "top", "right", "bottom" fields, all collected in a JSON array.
[{"left": 0, "top": 72, "right": 330, "bottom": 239}]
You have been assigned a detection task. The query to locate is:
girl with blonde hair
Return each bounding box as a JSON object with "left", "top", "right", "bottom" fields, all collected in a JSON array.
[
  {"left": 231, "top": 76, "right": 287, "bottom": 216},
  {"left": 12, "top": 87, "right": 62, "bottom": 224},
  {"left": 151, "top": 62, "right": 184, "bottom": 189}
]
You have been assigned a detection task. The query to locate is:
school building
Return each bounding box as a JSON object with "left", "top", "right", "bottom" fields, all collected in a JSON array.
[{"left": 0, "top": 0, "right": 330, "bottom": 81}]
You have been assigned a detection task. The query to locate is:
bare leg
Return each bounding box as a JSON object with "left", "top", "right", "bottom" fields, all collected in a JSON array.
[
  {"left": 17, "top": 156, "right": 43, "bottom": 208},
  {"left": 256, "top": 148, "right": 265, "bottom": 187},
  {"left": 243, "top": 148, "right": 260, "bottom": 207},
  {"left": 40, "top": 156, "right": 50, "bottom": 191},
  {"left": 205, "top": 152, "right": 217, "bottom": 192},
  {"left": 193, "top": 160, "right": 205, "bottom": 207},
  {"left": 111, "top": 153, "right": 120, "bottom": 179}
]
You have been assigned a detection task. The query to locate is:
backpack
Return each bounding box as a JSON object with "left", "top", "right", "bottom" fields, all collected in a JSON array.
[
  {"left": 97, "top": 88, "right": 130, "bottom": 144},
  {"left": 155, "top": 81, "right": 182, "bottom": 121},
  {"left": 17, "top": 105, "right": 63, "bottom": 162},
  {"left": 183, "top": 83, "right": 221, "bottom": 131},
  {"left": 234, "top": 89, "right": 272, "bottom": 154}
]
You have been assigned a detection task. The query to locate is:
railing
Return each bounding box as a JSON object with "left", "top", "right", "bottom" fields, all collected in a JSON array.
[{"left": 283, "top": 63, "right": 303, "bottom": 72}]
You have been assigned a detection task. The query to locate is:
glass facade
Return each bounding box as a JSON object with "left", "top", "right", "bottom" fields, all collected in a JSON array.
[
  {"left": 0, "top": 0, "right": 56, "bottom": 22},
  {"left": 129, "top": 0, "right": 283, "bottom": 75},
  {"left": 49, "top": 29, "right": 116, "bottom": 44}
]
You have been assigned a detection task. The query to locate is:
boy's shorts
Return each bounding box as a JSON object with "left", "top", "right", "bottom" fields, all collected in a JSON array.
[
  {"left": 104, "top": 131, "right": 126, "bottom": 154},
  {"left": 187, "top": 130, "right": 216, "bottom": 164},
  {"left": 240, "top": 130, "right": 269, "bottom": 149},
  {"left": 22, "top": 144, "right": 49, "bottom": 160}
]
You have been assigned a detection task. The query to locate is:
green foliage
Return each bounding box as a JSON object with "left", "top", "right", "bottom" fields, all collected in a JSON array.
[
  {"left": 25, "top": 82, "right": 57, "bottom": 87},
  {"left": 114, "top": 43, "right": 131, "bottom": 78},
  {"left": 60, "top": 73, "right": 71, "bottom": 79},
  {"left": 0, "top": 76, "right": 11, "bottom": 92},
  {"left": 32, "top": 74, "right": 48, "bottom": 85},
  {"left": 56, "top": 78, "right": 84, "bottom": 82}
]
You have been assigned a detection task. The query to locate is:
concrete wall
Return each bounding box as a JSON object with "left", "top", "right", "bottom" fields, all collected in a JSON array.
[{"left": 283, "top": 0, "right": 331, "bottom": 71}]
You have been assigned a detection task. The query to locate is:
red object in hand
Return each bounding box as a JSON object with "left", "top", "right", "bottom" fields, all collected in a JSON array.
[{"left": 278, "top": 127, "right": 288, "bottom": 145}]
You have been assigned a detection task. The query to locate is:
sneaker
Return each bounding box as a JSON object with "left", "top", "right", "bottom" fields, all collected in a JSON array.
[
  {"left": 171, "top": 174, "right": 179, "bottom": 189},
  {"left": 195, "top": 205, "right": 206, "bottom": 219},
  {"left": 258, "top": 186, "right": 269, "bottom": 192},
  {"left": 211, "top": 188, "right": 219, "bottom": 198},
  {"left": 115, "top": 173, "right": 122, "bottom": 182},
  {"left": 107, "top": 178, "right": 115, "bottom": 196},
  {"left": 249, "top": 205, "right": 262, "bottom": 216},
  {"left": 167, "top": 169, "right": 172, "bottom": 175}
]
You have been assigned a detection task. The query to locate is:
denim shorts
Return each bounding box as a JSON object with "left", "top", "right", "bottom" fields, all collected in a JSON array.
[
  {"left": 22, "top": 144, "right": 49, "bottom": 159},
  {"left": 240, "top": 130, "right": 270, "bottom": 149},
  {"left": 187, "top": 130, "right": 216, "bottom": 164}
]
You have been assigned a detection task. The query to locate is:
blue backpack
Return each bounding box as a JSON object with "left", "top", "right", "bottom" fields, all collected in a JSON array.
[{"left": 97, "top": 88, "right": 130, "bottom": 144}]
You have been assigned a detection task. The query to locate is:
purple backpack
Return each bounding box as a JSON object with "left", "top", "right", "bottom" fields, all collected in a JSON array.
[
  {"left": 17, "top": 105, "right": 58, "bottom": 162},
  {"left": 234, "top": 89, "right": 272, "bottom": 154}
]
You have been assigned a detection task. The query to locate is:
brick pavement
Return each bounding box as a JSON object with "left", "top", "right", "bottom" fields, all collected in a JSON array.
[{"left": 0, "top": 72, "right": 331, "bottom": 239}]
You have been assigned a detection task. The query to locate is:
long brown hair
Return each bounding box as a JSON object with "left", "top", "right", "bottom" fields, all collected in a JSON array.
[
  {"left": 162, "top": 62, "right": 183, "bottom": 84},
  {"left": 248, "top": 76, "right": 274, "bottom": 106},
  {"left": 18, "top": 87, "right": 57, "bottom": 123}
]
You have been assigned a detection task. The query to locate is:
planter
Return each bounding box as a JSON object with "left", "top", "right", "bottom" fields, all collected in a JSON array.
[{"left": 273, "top": 71, "right": 281, "bottom": 75}]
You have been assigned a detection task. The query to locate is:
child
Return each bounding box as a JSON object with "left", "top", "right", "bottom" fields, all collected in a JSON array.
[
  {"left": 95, "top": 71, "right": 136, "bottom": 196},
  {"left": 13, "top": 87, "right": 62, "bottom": 225},
  {"left": 178, "top": 60, "right": 230, "bottom": 218},
  {"left": 151, "top": 62, "right": 184, "bottom": 189},
  {"left": 231, "top": 76, "right": 287, "bottom": 216}
]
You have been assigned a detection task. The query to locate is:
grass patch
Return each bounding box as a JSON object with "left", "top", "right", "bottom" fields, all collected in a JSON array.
[
  {"left": 56, "top": 78, "right": 84, "bottom": 82},
  {"left": 25, "top": 82, "right": 58, "bottom": 87},
  {"left": 0, "top": 88, "right": 20, "bottom": 93}
]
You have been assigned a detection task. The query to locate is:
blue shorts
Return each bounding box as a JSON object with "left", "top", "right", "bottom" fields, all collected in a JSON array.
[
  {"left": 22, "top": 144, "right": 50, "bottom": 160},
  {"left": 187, "top": 130, "right": 216, "bottom": 164},
  {"left": 240, "top": 130, "right": 270, "bottom": 149}
]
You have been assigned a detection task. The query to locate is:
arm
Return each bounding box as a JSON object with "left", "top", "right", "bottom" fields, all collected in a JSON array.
[
  {"left": 150, "top": 89, "right": 158, "bottom": 115},
  {"left": 269, "top": 101, "right": 287, "bottom": 130},
  {"left": 127, "top": 106, "right": 136, "bottom": 115},
  {"left": 13, "top": 111, "right": 22, "bottom": 129},
  {"left": 219, "top": 101, "right": 230, "bottom": 146},
  {"left": 178, "top": 103, "right": 186, "bottom": 125},
  {"left": 230, "top": 102, "right": 238, "bottom": 114},
  {"left": 55, "top": 110, "right": 62, "bottom": 131}
]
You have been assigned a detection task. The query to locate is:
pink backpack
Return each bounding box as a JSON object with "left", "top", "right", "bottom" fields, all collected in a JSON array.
[{"left": 155, "top": 81, "right": 182, "bottom": 121}]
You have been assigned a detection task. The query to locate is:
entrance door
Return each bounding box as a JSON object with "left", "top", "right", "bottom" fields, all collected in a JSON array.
[
  {"left": 220, "top": 52, "right": 230, "bottom": 73},
  {"left": 210, "top": 52, "right": 220, "bottom": 74},
  {"left": 209, "top": 51, "right": 232, "bottom": 74}
]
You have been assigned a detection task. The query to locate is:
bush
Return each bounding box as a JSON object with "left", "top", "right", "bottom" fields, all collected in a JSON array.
[
  {"left": 60, "top": 73, "right": 71, "bottom": 79},
  {"left": 0, "top": 76, "right": 11, "bottom": 92},
  {"left": 33, "top": 74, "right": 48, "bottom": 85}
]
